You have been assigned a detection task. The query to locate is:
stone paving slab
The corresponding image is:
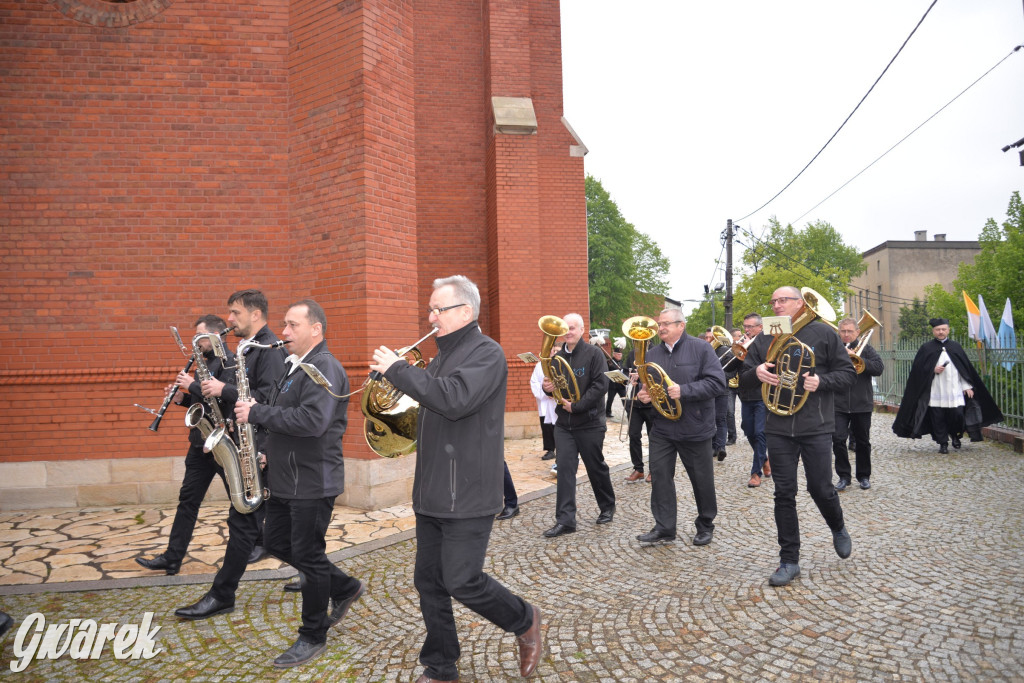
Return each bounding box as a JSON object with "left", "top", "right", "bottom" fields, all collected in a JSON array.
[{"left": 1, "top": 410, "right": 1022, "bottom": 681}]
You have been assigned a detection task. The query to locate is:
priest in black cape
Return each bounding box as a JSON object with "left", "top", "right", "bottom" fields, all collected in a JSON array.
[{"left": 892, "top": 318, "right": 1003, "bottom": 453}]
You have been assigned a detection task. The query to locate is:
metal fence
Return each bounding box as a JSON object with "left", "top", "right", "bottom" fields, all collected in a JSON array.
[{"left": 874, "top": 334, "right": 1024, "bottom": 431}]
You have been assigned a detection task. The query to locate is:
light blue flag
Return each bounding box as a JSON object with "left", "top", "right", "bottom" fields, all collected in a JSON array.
[{"left": 997, "top": 298, "right": 1016, "bottom": 371}]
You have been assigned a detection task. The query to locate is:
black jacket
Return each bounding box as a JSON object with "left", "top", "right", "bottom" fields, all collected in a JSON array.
[
  {"left": 740, "top": 319, "right": 856, "bottom": 437},
  {"left": 221, "top": 324, "right": 288, "bottom": 406},
  {"left": 550, "top": 340, "right": 609, "bottom": 430},
  {"left": 644, "top": 334, "right": 725, "bottom": 441},
  {"left": 892, "top": 338, "right": 1003, "bottom": 439},
  {"left": 834, "top": 342, "right": 883, "bottom": 414},
  {"left": 736, "top": 333, "right": 771, "bottom": 403},
  {"left": 249, "top": 340, "right": 348, "bottom": 499},
  {"left": 180, "top": 348, "right": 236, "bottom": 448},
  {"left": 621, "top": 349, "right": 652, "bottom": 412},
  {"left": 384, "top": 322, "right": 507, "bottom": 519}
]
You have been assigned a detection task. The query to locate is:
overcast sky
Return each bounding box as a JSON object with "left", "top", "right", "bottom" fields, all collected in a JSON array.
[{"left": 560, "top": 1, "right": 1024, "bottom": 313}]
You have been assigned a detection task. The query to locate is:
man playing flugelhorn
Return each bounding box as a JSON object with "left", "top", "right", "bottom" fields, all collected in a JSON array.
[{"left": 740, "top": 286, "right": 856, "bottom": 587}]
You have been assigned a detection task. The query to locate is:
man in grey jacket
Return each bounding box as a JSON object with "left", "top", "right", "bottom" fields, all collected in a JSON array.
[
  {"left": 635, "top": 308, "right": 726, "bottom": 546},
  {"left": 371, "top": 275, "right": 542, "bottom": 682}
]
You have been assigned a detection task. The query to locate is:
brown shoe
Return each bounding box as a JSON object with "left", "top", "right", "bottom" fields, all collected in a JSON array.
[
  {"left": 762, "top": 459, "right": 772, "bottom": 478},
  {"left": 624, "top": 469, "right": 644, "bottom": 483},
  {"left": 645, "top": 473, "right": 652, "bottom": 483},
  {"left": 516, "top": 604, "right": 543, "bottom": 677},
  {"left": 748, "top": 474, "right": 761, "bottom": 488}
]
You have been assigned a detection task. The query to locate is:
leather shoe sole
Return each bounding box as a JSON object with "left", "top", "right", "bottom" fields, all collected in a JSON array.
[
  {"left": 175, "top": 595, "right": 234, "bottom": 620},
  {"left": 329, "top": 580, "right": 366, "bottom": 628},
  {"left": 135, "top": 555, "right": 180, "bottom": 576},
  {"left": 516, "top": 604, "right": 543, "bottom": 677},
  {"left": 273, "top": 639, "right": 326, "bottom": 668},
  {"left": 595, "top": 509, "right": 614, "bottom": 525},
  {"left": 496, "top": 506, "right": 520, "bottom": 521},
  {"left": 692, "top": 531, "right": 713, "bottom": 546},
  {"left": 283, "top": 577, "right": 303, "bottom": 592},
  {"left": 542, "top": 524, "right": 575, "bottom": 538},
  {"left": 636, "top": 530, "right": 675, "bottom": 545}
]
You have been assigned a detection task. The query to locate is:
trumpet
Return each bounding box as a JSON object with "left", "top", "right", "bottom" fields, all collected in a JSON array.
[{"left": 622, "top": 315, "right": 681, "bottom": 420}]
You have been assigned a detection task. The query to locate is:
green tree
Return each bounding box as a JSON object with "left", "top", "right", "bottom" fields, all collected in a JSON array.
[
  {"left": 897, "top": 297, "right": 931, "bottom": 341},
  {"left": 586, "top": 175, "right": 670, "bottom": 330}
]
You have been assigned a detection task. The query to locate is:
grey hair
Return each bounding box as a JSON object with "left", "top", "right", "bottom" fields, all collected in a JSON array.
[
  {"left": 743, "top": 313, "right": 762, "bottom": 325},
  {"left": 837, "top": 317, "right": 858, "bottom": 330},
  {"left": 659, "top": 307, "right": 685, "bottom": 323},
  {"left": 564, "top": 313, "right": 584, "bottom": 329},
  {"left": 777, "top": 286, "right": 802, "bottom": 300},
  {"left": 433, "top": 275, "right": 480, "bottom": 319}
]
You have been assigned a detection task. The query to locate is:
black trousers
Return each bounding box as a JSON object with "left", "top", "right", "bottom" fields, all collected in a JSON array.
[
  {"left": 929, "top": 405, "right": 964, "bottom": 446},
  {"left": 264, "top": 496, "right": 361, "bottom": 644},
  {"left": 209, "top": 479, "right": 262, "bottom": 603},
  {"left": 766, "top": 432, "right": 845, "bottom": 564},
  {"left": 164, "top": 443, "right": 218, "bottom": 564},
  {"left": 606, "top": 382, "right": 626, "bottom": 415},
  {"left": 832, "top": 411, "right": 872, "bottom": 481},
  {"left": 648, "top": 434, "right": 716, "bottom": 536},
  {"left": 712, "top": 393, "right": 729, "bottom": 450},
  {"left": 726, "top": 389, "right": 737, "bottom": 441},
  {"left": 627, "top": 405, "right": 655, "bottom": 473},
  {"left": 414, "top": 513, "right": 532, "bottom": 681},
  {"left": 539, "top": 418, "right": 555, "bottom": 452},
  {"left": 554, "top": 424, "right": 615, "bottom": 527},
  {"left": 502, "top": 461, "right": 517, "bottom": 508}
]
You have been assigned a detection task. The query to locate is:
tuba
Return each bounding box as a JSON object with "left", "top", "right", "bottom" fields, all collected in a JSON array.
[
  {"left": 761, "top": 287, "right": 837, "bottom": 416},
  {"left": 361, "top": 328, "right": 439, "bottom": 458},
  {"left": 848, "top": 309, "right": 882, "bottom": 374},
  {"left": 538, "top": 316, "right": 581, "bottom": 404},
  {"left": 622, "top": 315, "right": 681, "bottom": 420}
]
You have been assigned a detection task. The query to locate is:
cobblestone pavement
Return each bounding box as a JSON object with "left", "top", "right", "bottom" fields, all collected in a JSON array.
[{"left": 1, "top": 410, "right": 1023, "bottom": 681}]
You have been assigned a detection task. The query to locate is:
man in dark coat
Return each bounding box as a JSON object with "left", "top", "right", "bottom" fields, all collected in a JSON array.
[
  {"left": 371, "top": 275, "right": 543, "bottom": 682},
  {"left": 833, "top": 317, "right": 885, "bottom": 491},
  {"left": 892, "top": 318, "right": 1003, "bottom": 453}
]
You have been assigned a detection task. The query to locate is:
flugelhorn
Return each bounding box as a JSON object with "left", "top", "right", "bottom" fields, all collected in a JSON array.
[
  {"left": 762, "top": 287, "right": 836, "bottom": 416},
  {"left": 622, "top": 315, "right": 681, "bottom": 420},
  {"left": 538, "top": 316, "right": 581, "bottom": 404},
  {"left": 848, "top": 309, "right": 882, "bottom": 374},
  {"left": 360, "top": 327, "right": 439, "bottom": 458}
]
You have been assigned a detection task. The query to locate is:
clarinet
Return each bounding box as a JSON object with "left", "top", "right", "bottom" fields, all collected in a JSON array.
[{"left": 144, "top": 356, "right": 196, "bottom": 432}]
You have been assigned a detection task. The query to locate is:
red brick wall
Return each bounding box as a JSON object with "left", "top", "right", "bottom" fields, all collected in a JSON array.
[{"left": 0, "top": 0, "right": 584, "bottom": 464}]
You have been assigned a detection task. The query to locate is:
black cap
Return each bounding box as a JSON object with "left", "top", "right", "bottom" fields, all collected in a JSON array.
[{"left": 929, "top": 318, "right": 949, "bottom": 327}]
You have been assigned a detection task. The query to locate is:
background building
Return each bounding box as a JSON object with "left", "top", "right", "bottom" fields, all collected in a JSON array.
[
  {"left": 0, "top": 0, "right": 587, "bottom": 511},
  {"left": 846, "top": 230, "right": 980, "bottom": 346}
]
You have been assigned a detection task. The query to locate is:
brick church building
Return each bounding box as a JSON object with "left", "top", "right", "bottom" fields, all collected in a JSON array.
[{"left": 0, "top": 0, "right": 589, "bottom": 510}]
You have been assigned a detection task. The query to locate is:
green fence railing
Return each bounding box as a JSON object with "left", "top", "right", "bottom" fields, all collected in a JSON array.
[{"left": 874, "top": 335, "right": 1023, "bottom": 432}]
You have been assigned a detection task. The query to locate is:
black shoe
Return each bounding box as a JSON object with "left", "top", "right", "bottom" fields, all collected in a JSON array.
[
  {"left": 605, "top": 412, "right": 613, "bottom": 418},
  {"left": 175, "top": 594, "right": 234, "bottom": 620},
  {"left": 283, "top": 575, "right": 304, "bottom": 592},
  {"left": 248, "top": 545, "right": 268, "bottom": 564},
  {"left": 273, "top": 638, "right": 326, "bottom": 668},
  {"left": 541, "top": 450, "right": 556, "bottom": 461},
  {"left": 543, "top": 523, "right": 576, "bottom": 538},
  {"left": 716, "top": 450, "right": 727, "bottom": 462},
  {"left": 725, "top": 437, "right": 736, "bottom": 446},
  {"left": 768, "top": 563, "right": 801, "bottom": 586},
  {"left": 951, "top": 435, "right": 961, "bottom": 449},
  {"left": 135, "top": 554, "right": 181, "bottom": 576},
  {"left": 595, "top": 507, "right": 615, "bottom": 525},
  {"left": 329, "top": 580, "right": 365, "bottom": 629},
  {"left": 939, "top": 443, "right": 949, "bottom": 454},
  {"left": 692, "top": 530, "right": 714, "bottom": 546},
  {"left": 833, "top": 526, "right": 852, "bottom": 559},
  {"left": 858, "top": 478, "right": 871, "bottom": 490},
  {"left": 496, "top": 505, "right": 520, "bottom": 521},
  {"left": 0, "top": 611, "right": 13, "bottom": 639},
  {"left": 636, "top": 529, "right": 675, "bottom": 545},
  {"left": 835, "top": 479, "right": 849, "bottom": 492}
]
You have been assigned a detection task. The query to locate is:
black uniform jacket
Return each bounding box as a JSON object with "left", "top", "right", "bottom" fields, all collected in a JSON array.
[
  {"left": 892, "top": 338, "right": 1003, "bottom": 439},
  {"left": 834, "top": 342, "right": 884, "bottom": 414},
  {"left": 180, "top": 348, "right": 236, "bottom": 448},
  {"left": 643, "top": 334, "right": 726, "bottom": 441},
  {"left": 221, "top": 324, "right": 288, "bottom": 406},
  {"left": 740, "top": 318, "right": 856, "bottom": 437},
  {"left": 384, "top": 322, "right": 507, "bottom": 519},
  {"left": 249, "top": 340, "right": 349, "bottom": 499},
  {"left": 549, "top": 340, "right": 608, "bottom": 431}
]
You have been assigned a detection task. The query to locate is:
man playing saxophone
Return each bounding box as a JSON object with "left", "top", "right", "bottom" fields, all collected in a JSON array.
[
  {"left": 740, "top": 286, "right": 856, "bottom": 587},
  {"left": 234, "top": 299, "right": 364, "bottom": 668},
  {"left": 174, "top": 290, "right": 287, "bottom": 619}
]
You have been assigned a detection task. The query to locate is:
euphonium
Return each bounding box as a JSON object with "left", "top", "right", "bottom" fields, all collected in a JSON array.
[
  {"left": 849, "top": 309, "right": 882, "bottom": 374},
  {"left": 538, "top": 316, "right": 581, "bottom": 404},
  {"left": 708, "top": 325, "right": 739, "bottom": 371},
  {"left": 622, "top": 315, "right": 681, "bottom": 420},
  {"left": 761, "top": 287, "right": 836, "bottom": 416},
  {"left": 361, "top": 328, "right": 439, "bottom": 458},
  {"left": 218, "top": 338, "right": 282, "bottom": 514}
]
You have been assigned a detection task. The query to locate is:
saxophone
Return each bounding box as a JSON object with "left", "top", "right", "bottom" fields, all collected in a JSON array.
[{"left": 226, "top": 338, "right": 285, "bottom": 513}]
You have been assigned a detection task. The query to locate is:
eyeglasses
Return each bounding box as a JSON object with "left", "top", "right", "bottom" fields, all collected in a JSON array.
[
  {"left": 657, "top": 321, "right": 683, "bottom": 328},
  {"left": 427, "top": 303, "right": 467, "bottom": 317},
  {"left": 768, "top": 296, "right": 801, "bottom": 306},
  {"left": 742, "top": 323, "right": 761, "bottom": 329}
]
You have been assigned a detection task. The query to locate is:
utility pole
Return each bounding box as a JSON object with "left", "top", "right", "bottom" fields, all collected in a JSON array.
[{"left": 724, "top": 219, "right": 734, "bottom": 330}]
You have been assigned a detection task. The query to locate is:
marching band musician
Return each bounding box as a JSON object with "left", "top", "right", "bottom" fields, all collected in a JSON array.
[
  {"left": 740, "top": 287, "right": 856, "bottom": 587},
  {"left": 370, "top": 275, "right": 543, "bottom": 682},
  {"left": 136, "top": 315, "right": 236, "bottom": 576},
  {"left": 634, "top": 308, "right": 724, "bottom": 547},
  {"left": 235, "top": 299, "right": 364, "bottom": 668},
  {"left": 604, "top": 337, "right": 627, "bottom": 418},
  {"left": 833, "top": 317, "right": 884, "bottom": 491},
  {"left": 622, "top": 343, "right": 655, "bottom": 484},
  {"left": 542, "top": 313, "right": 617, "bottom": 538},
  {"left": 174, "top": 290, "right": 287, "bottom": 618}
]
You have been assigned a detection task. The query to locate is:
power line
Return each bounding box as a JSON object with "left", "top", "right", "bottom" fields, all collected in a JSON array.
[
  {"left": 739, "top": 0, "right": 939, "bottom": 227},
  {"left": 794, "top": 44, "right": 1024, "bottom": 224}
]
